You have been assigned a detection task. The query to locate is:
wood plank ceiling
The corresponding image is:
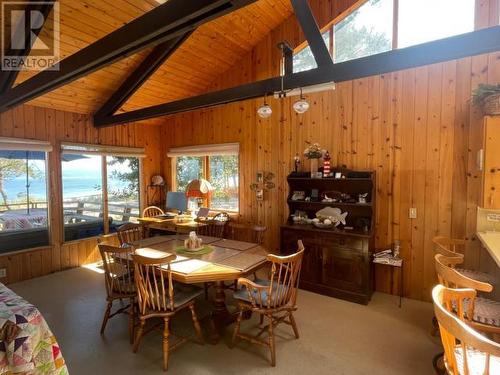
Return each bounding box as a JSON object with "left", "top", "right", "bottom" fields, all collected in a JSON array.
[{"left": 7, "top": 0, "right": 294, "bottom": 122}]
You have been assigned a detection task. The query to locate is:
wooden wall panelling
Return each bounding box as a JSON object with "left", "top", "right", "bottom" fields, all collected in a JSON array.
[
  {"left": 483, "top": 116, "right": 500, "bottom": 209},
  {"left": 0, "top": 104, "right": 161, "bottom": 283}
]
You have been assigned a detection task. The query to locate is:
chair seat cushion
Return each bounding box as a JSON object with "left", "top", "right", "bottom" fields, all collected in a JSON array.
[
  {"left": 458, "top": 297, "right": 500, "bottom": 327},
  {"left": 145, "top": 283, "right": 203, "bottom": 311},
  {"left": 451, "top": 346, "right": 500, "bottom": 375},
  {"left": 456, "top": 268, "right": 497, "bottom": 285},
  {"left": 171, "top": 283, "right": 204, "bottom": 308},
  {"left": 233, "top": 281, "right": 288, "bottom": 307}
]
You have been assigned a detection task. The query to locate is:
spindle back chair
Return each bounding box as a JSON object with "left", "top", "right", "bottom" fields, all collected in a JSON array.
[
  {"left": 232, "top": 240, "right": 305, "bottom": 366},
  {"left": 432, "top": 285, "right": 500, "bottom": 375}
]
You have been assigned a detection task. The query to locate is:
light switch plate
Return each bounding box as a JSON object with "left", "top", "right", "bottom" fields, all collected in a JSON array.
[
  {"left": 409, "top": 208, "right": 417, "bottom": 219},
  {"left": 0, "top": 268, "right": 6, "bottom": 278}
]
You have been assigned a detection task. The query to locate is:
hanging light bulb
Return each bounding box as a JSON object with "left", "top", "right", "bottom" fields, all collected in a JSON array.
[
  {"left": 293, "top": 88, "right": 310, "bottom": 114},
  {"left": 257, "top": 95, "right": 272, "bottom": 119}
]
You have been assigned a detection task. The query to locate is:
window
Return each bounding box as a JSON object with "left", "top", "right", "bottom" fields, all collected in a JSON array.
[
  {"left": 293, "top": 31, "right": 330, "bottom": 73},
  {"left": 61, "top": 143, "right": 143, "bottom": 241},
  {"left": 334, "top": 0, "right": 392, "bottom": 63},
  {"left": 0, "top": 138, "right": 51, "bottom": 252},
  {"left": 169, "top": 143, "right": 239, "bottom": 212},
  {"left": 398, "top": 0, "right": 475, "bottom": 48},
  {"left": 292, "top": 0, "right": 475, "bottom": 70}
]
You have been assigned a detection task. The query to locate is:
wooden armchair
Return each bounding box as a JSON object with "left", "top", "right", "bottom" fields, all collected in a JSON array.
[
  {"left": 98, "top": 243, "right": 136, "bottom": 343},
  {"left": 227, "top": 222, "right": 267, "bottom": 244},
  {"left": 197, "top": 212, "right": 230, "bottom": 238},
  {"left": 432, "top": 285, "right": 500, "bottom": 374},
  {"left": 142, "top": 206, "right": 165, "bottom": 218},
  {"left": 434, "top": 254, "right": 500, "bottom": 335},
  {"left": 433, "top": 236, "right": 496, "bottom": 285},
  {"left": 117, "top": 222, "right": 144, "bottom": 246},
  {"left": 132, "top": 252, "right": 204, "bottom": 371},
  {"left": 231, "top": 240, "right": 305, "bottom": 366}
]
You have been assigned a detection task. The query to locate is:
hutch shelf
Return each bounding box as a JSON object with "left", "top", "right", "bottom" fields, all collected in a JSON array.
[{"left": 280, "top": 170, "right": 376, "bottom": 305}]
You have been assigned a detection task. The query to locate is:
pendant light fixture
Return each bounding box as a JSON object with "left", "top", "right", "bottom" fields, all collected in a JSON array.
[
  {"left": 257, "top": 94, "right": 272, "bottom": 119},
  {"left": 293, "top": 87, "right": 310, "bottom": 114}
]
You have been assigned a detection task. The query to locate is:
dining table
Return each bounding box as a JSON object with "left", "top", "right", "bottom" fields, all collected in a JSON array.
[
  {"left": 137, "top": 215, "right": 208, "bottom": 234},
  {"left": 130, "top": 235, "right": 268, "bottom": 343}
]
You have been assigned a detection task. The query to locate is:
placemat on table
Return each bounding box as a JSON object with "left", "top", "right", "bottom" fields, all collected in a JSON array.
[
  {"left": 215, "top": 253, "right": 266, "bottom": 271},
  {"left": 211, "top": 239, "right": 258, "bottom": 251},
  {"left": 132, "top": 236, "right": 175, "bottom": 247},
  {"left": 175, "top": 245, "right": 214, "bottom": 256}
]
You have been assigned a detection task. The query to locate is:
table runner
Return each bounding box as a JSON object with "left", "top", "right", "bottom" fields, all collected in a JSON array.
[{"left": 0, "top": 283, "right": 68, "bottom": 375}]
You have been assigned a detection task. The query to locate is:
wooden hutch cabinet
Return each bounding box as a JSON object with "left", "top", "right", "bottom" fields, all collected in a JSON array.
[{"left": 280, "top": 171, "right": 375, "bottom": 305}]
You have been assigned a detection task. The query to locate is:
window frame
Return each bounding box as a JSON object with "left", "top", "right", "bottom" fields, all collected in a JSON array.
[
  {"left": 170, "top": 153, "right": 240, "bottom": 214},
  {"left": 0, "top": 138, "right": 52, "bottom": 252},
  {"left": 61, "top": 143, "right": 144, "bottom": 242},
  {"left": 293, "top": 0, "right": 480, "bottom": 69}
]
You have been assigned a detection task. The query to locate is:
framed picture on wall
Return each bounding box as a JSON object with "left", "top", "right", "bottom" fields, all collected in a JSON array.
[{"left": 256, "top": 171, "right": 264, "bottom": 183}]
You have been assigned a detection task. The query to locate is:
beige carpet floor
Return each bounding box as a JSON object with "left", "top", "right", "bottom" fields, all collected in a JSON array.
[{"left": 10, "top": 267, "right": 441, "bottom": 374}]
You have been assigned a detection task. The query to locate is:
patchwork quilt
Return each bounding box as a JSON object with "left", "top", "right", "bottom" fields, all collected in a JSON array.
[{"left": 0, "top": 283, "right": 68, "bottom": 374}]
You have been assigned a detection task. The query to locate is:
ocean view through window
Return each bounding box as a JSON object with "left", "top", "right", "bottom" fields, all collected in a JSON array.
[
  {"left": 0, "top": 147, "right": 50, "bottom": 252},
  {"left": 62, "top": 154, "right": 140, "bottom": 241}
]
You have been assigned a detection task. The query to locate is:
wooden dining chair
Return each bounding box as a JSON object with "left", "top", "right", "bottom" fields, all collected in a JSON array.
[
  {"left": 434, "top": 254, "right": 500, "bottom": 335},
  {"left": 433, "top": 236, "right": 497, "bottom": 285},
  {"left": 432, "top": 284, "right": 500, "bottom": 374},
  {"left": 132, "top": 252, "right": 204, "bottom": 371},
  {"left": 98, "top": 243, "right": 136, "bottom": 343},
  {"left": 117, "top": 222, "right": 144, "bottom": 246},
  {"left": 231, "top": 240, "right": 305, "bottom": 366},
  {"left": 142, "top": 206, "right": 165, "bottom": 218},
  {"left": 197, "top": 212, "right": 230, "bottom": 238},
  {"left": 227, "top": 222, "right": 267, "bottom": 244}
]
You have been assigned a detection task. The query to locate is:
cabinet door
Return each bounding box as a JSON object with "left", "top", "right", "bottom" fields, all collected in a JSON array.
[
  {"left": 321, "top": 245, "right": 366, "bottom": 293},
  {"left": 280, "top": 228, "right": 322, "bottom": 285}
]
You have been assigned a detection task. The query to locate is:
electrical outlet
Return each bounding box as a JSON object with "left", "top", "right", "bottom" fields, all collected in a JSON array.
[
  {"left": 0, "top": 268, "right": 6, "bottom": 278},
  {"left": 409, "top": 208, "right": 417, "bottom": 219},
  {"left": 486, "top": 213, "right": 500, "bottom": 222}
]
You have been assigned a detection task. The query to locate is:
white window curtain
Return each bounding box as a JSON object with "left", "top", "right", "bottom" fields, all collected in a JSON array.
[
  {"left": 0, "top": 137, "right": 53, "bottom": 152},
  {"left": 167, "top": 143, "right": 239, "bottom": 157},
  {"left": 61, "top": 142, "right": 146, "bottom": 158}
]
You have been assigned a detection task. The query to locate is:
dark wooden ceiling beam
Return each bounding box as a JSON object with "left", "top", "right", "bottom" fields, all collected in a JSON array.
[
  {"left": 94, "top": 25, "right": 500, "bottom": 127},
  {"left": 290, "top": 0, "right": 332, "bottom": 68},
  {"left": 94, "top": 31, "right": 194, "bottom": 118},
  {"left": 94, "top": 66, "right": 335, "bottom": 127},
  {"left": 0, "top": 0, "right": 257, "bottom": 111},
  {"left": 0, "top": 1, "right": 54, "bottom": 94}
]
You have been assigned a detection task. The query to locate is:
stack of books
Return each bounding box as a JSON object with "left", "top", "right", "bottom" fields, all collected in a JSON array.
[{"left": 373, "top": 249, "right": 402, "bottom": 267}]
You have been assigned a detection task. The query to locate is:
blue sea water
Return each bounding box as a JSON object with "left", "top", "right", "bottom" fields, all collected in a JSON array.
[{"left": 3, "top": 175, "right": 129, "bottom": 202}]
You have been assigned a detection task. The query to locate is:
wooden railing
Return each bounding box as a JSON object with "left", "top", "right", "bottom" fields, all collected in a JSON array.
[{"left": 1, "top": 200, "right": 140, "bottom": 223}]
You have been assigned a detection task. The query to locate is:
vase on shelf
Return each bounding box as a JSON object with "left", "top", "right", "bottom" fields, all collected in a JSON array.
[{"left": 310, "top": 158, "right": 319, "bottom": 178}]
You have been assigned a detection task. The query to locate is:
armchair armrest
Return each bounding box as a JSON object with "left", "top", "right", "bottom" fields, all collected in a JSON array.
[{"left": 237, "top": 277, "right": 272, "bottom": 308}]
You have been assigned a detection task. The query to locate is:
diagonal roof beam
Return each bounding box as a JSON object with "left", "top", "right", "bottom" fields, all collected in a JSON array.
[
  {"left": 290, "top": 0, "right": 332, "bottom": 68},
  {"left": 0, "top": 0, "right": 257, "bottom": 112},
  {"left": 94, "top": 31, "right": 194, "bottom": 118},
  {"left": 94, "top": 25, "right": 500, "bottom": 127},
  {"left": 0, "top": 1, "right": 54, "bottom": 94}
]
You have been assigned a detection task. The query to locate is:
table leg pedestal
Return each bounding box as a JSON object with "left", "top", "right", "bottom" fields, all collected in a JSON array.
[{"left": 209, "top": 281, "right": 234, "bottom": 344}]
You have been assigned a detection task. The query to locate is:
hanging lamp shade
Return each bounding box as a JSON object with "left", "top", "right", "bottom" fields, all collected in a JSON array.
[{"left": 185, "top": 178, "right": 214, "bottom": 198}]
